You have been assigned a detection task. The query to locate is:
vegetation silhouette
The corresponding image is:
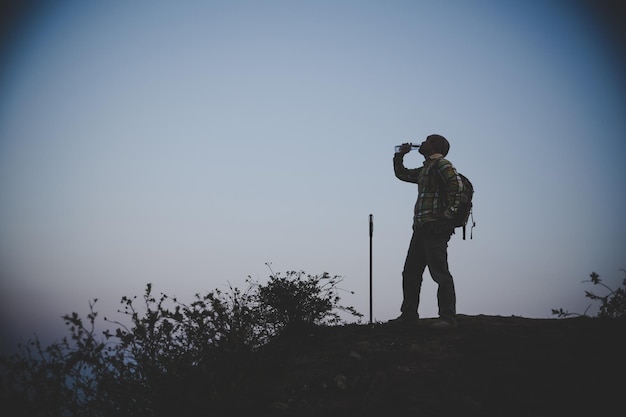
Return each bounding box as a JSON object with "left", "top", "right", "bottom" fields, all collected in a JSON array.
[
  {"left": 0, "top": 270, "right": 361, "bottom": 416},
  {"left": 1, "top": 270, "right": 624, "bottom": 416},
  {"left": 552, "top": 270, "right": 626, "bottom": 318}
]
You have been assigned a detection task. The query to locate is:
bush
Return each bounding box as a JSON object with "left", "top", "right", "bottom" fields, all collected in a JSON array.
[
  {"left": 251, "top": 270, "right": 362, "bottom": 330},
  {"left": 0, "top": 270, "right": 362, "bottom": 417},
  {"left": 552, "top": 270, "right": 626, "bottom": 319}
]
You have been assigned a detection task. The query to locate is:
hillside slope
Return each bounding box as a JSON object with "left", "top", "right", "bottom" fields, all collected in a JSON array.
[{"left": 252, "top": 315, "right": 625, "bottom": 416}]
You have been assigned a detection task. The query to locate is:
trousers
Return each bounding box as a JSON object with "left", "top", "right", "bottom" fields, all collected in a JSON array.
[{"left": 401, "top": 221, "right": 456, "bottom": 321}]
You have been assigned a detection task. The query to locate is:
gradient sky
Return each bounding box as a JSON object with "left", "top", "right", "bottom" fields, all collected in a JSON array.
[{"left": 1, "top": 0, "right": 625, "bottom": 353}]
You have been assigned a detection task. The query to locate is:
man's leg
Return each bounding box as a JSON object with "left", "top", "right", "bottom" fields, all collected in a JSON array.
[
  {"left": 401, "top": 228, "right": 427, "bottom": 317},
  {"left": 424, "top": 229, "right": 456, "bottom": 322}
]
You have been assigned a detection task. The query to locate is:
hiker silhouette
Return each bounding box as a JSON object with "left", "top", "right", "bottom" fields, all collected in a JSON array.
[{"left": 390, "top": 134, "right": 464, "bottom": 328}]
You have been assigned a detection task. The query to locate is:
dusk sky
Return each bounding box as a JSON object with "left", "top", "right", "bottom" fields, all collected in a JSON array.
[{"left": 1, "top": 0, "right": 624, "bottom": 353}]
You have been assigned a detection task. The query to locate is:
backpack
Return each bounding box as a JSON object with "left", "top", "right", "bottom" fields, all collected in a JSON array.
[{"left": 433, "top": 160, "right": 475, "bottom": 240}]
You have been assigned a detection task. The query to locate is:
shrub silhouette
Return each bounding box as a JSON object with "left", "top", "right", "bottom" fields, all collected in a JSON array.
[
  {"left": 251, "top": 269, "right": 362, "bottom": 330},
  {"left": 552, "top": 270, "right": 626, "bottom": 318},
  {"left": 0, "top": 271, "right": 362, "bottom": 417}
]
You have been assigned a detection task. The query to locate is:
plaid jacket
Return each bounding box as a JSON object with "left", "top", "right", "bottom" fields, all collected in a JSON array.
[{"left": 393, "top": 153, "right": 464, "bottom": 227}]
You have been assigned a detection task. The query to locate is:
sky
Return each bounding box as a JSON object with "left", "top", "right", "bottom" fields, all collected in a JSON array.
[{"left": 1, "top": 0, "right": 625, "bottom": 353}]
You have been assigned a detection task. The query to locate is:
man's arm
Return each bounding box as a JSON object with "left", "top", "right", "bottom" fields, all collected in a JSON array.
[{"left": 393, "top": 153, "right": 421, "bottom": 184}]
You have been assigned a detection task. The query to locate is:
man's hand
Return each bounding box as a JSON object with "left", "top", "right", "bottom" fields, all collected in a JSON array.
[{"left": 395, "top": 142, "right": 412, "bottom": 155}]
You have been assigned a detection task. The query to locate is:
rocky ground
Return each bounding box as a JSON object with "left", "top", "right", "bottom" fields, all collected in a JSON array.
[{"left": 250, "top": 315, "right": 625, "bottom": 416}]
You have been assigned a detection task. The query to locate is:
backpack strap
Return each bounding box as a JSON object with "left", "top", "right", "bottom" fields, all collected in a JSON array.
[{"left": 430, "top": 159, "right": 448, "bottom": 214}]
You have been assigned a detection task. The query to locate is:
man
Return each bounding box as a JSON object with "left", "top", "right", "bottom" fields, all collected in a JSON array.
[{"left": 391, "top": 134, "right": 464, "bottom": 328}]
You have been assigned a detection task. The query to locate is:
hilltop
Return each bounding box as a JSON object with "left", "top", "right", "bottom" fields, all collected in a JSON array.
[
  {"left": 3, "top": 285, "right": 624, "bottom": 417},
  {"left": 245, "top": 315, "right": 624, "bottom": 416}
]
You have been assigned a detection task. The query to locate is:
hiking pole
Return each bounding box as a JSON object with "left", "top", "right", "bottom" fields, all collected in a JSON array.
[{"left": 369, "top": 214, "right": 373, "bottom": 325}]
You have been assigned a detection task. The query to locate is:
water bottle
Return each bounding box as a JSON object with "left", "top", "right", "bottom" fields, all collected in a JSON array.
[{"left": 394, "top": 143, "right": 421, "bottom": 153}]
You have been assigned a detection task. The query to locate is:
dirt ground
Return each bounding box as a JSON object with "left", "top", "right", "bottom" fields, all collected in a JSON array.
[{"left": 252, "top": 315, "right": 625, "bottom": 416}]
